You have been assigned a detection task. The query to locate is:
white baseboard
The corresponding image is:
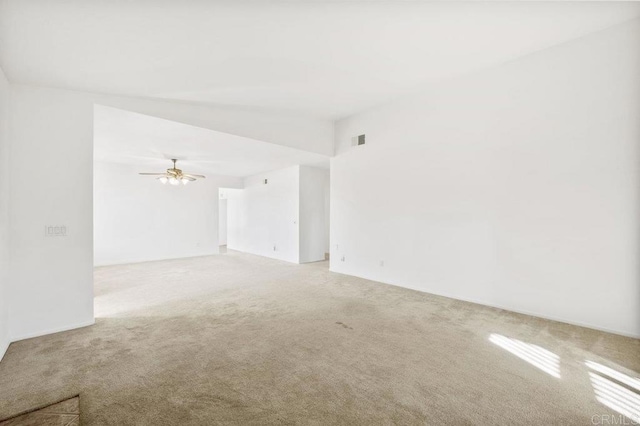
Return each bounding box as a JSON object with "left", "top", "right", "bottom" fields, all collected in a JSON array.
[
  {"left": 11, "top": 319, "right": 96, "bottom": 343},
  {"left": 227, "top": 246, "right": 300, "bottom": 264},
  {"left": 330, "top": 267, "right": 640, "bottom": 339},
  {"left": 460, "top": 298, "right": 640, "bottom": 339},
  {"left": 94, "top": 251, "right": 219, "bottom": 267}
]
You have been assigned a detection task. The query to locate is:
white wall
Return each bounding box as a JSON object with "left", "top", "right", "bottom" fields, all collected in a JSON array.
[
  {"left": 9, "top": 86, "right": 95, "bottom": 341},
  {"left": 218, "top": 198, "right": 228, "bottom": 246},
  {"left": 299, "top": 166, "right": 329, "bottom": 263},
  {"left": 94, "top": 162, "right": 241, "bottom": 265},
  {"left": 332, "top": 20, "right": 640, "bottom": 337},
  {"left": 7, "top": 84, "right": 331, "bottom": 342},
  {"left": 0, "top": 66, "right": 10, "bottom": 360},
  {"left": 227, "top": 165, "right": 329, "bottom": 264},
  {"left": 227, "top": 167, "right": 300, "bottom": 263}
]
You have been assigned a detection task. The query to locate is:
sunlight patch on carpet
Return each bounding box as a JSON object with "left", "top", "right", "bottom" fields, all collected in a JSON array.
[
  {"left": 489, "top": 333, "right": 560, "bottom": 378},
  {"left": 586, "top": 361, "right": 640, "bottom": 423}
]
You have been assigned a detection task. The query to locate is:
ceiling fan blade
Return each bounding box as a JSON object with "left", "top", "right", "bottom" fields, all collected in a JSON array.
[
  {"left": 139, "top": 173, "right": 168, "bottom": 176},
  {"left": 182, "top": 174, "right": 206, "bottom": 179}
]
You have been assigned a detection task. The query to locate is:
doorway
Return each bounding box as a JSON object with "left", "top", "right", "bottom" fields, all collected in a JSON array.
[{"left": 219, "top": 189, "right": 228, "bottom": 253}]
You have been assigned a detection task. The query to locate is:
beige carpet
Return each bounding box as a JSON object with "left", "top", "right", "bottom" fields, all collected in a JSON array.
[
  {"left": 0, "top": 250, "right": 638, "bottom": 425},
  {"left": 0, "top": 396, "right": 79, "bottom": 426}
]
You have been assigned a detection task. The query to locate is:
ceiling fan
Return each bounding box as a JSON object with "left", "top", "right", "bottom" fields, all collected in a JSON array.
[{"left": 139, "top": 159, "right": 205, "bottom": 185}]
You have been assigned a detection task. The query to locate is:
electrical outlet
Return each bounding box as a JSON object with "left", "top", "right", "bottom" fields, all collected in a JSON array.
[
  {"left": 273, "top": 244, "right": 277, "bottom": 251},
  {"left": 341, "top": 256, "right": 345, "bottom": 262},
  {"left": 380, "top": 260, "right": 384, "bottom": 267},
  {"left": 45, "top": 225, "right": 67, "bottom": 237}
]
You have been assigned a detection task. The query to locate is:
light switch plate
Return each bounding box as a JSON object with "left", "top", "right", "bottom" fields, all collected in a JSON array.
[{"left": 45, "top": 225, "right": 67, "bottom": 237}]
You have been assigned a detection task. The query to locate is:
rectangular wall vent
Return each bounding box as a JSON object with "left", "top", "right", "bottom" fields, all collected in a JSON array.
[{"left": 351, "top": 134, "right": 366, "bottom": 147}]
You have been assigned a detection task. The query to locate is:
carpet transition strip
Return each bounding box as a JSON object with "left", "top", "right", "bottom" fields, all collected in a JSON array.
[{"left": 0, "top": 396, "right": 79, "bottom": 426}]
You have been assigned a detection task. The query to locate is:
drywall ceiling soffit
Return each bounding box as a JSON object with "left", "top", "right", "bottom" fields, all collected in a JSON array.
[{"left": 1, "top": 1, "right": 639, "bottom": 119}]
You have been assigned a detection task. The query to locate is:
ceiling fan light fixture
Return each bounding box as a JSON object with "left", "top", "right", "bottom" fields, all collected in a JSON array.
[{"left": 139, "top": 159, "right": 206, "bottom": 186}]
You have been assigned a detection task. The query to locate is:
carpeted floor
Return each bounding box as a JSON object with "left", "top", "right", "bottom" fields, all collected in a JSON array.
[
  {"left": 0, "top": 396, "right": 79, "bottom": 426},
  {"left": 0, "top": 250, "right": 638, "bottom": 425}
]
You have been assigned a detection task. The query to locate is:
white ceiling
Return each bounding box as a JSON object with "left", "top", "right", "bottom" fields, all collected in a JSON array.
[
  {"left": 94, "top": 105, "right": 329, "bottom": 177},
  {"left": 2, "top": 1, "right": 640, "bottom": 119}
]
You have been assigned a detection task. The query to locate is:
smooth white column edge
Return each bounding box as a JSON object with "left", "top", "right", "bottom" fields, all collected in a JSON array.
[{"left": 0, "top": 340, "right": 8, "bottom": 362}]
